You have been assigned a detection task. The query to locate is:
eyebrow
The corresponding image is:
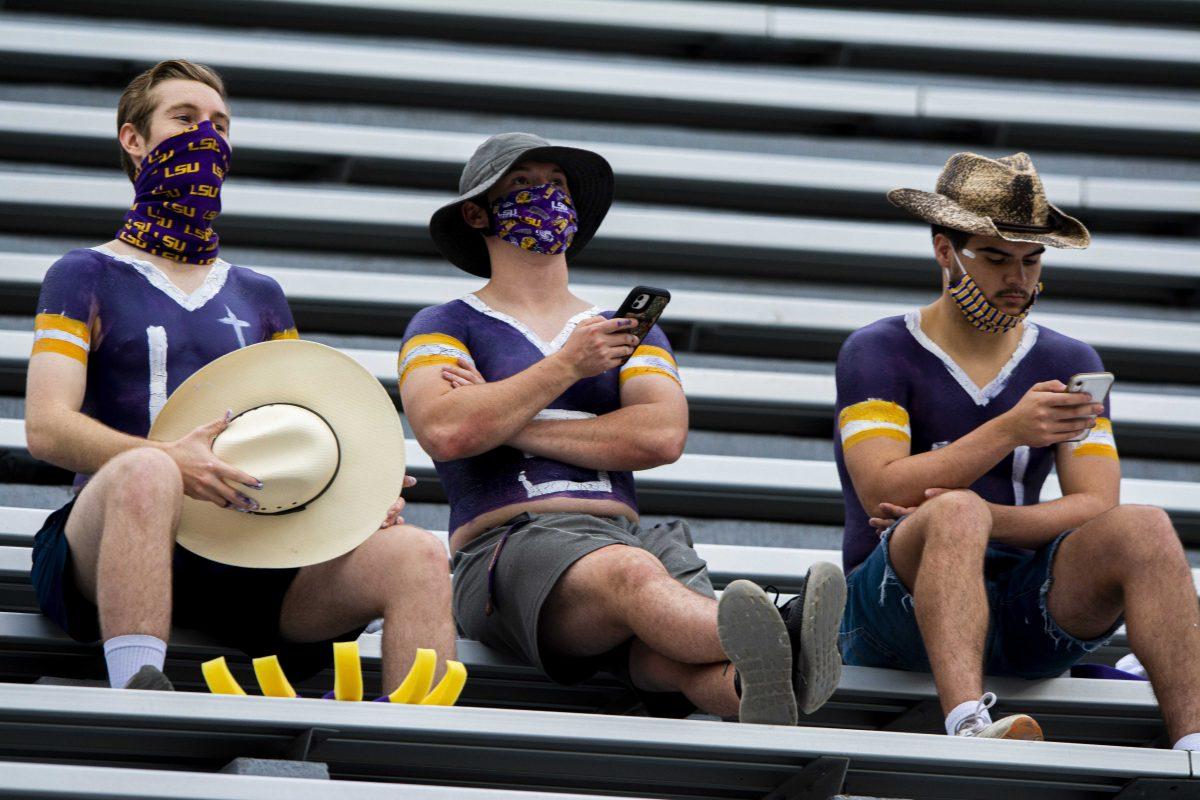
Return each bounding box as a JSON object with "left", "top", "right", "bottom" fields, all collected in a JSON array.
[
  {"left": 977, "top": 246, "right": 1045, "bottom": 258},
  {"left": 163, "top": 103, "right": 230, "bottom": 125}
]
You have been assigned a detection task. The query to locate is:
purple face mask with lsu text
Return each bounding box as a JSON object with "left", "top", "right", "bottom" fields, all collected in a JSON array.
[
  {"left": 488, "top": 183, "right": 578, "bottom": 256},
  {"left": 115, "top": 120, "right": 230, "bottom": 266}
]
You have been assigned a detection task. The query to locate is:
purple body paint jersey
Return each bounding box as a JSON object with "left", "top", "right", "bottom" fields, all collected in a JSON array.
[
  {"left": 835, "top": 311, "right": 1111, "bottom": 574},
  {"left": 401, "top": 295, "right": 682, "bottom": 534},
  {"left": 33, "top": 246, "right": 298, "bottom": 488}
]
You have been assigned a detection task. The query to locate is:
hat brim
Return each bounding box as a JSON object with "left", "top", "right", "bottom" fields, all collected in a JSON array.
[
  {"left": 148, "top": 339, "right": 406, "bottom": 569},
  {"left": 429, "top": 145, "right": 614, "bottom": 278},
  {"left": 887, "top": 188, "right": 1090, "bottom": 249}
]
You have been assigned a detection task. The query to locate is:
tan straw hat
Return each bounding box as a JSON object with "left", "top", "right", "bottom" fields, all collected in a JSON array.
[
  {"left": 148, "top": 339, "right": 406, "bottom": 569},
  {"left": 888, "top": 152, "right": 1090, "bottom": 249}
]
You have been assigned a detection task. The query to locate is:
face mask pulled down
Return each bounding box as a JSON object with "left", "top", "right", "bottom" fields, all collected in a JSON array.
[
  {"left": 116, "top": 120, "right": 230, "bottom": 266},
  {"left": 946, "top": 249, "right": 1043, "bottom": 334},
  {"left": 488, "top": 183, "right": 578, "bottom": 256}
]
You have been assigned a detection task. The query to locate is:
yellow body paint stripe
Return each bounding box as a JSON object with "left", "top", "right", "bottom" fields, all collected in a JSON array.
[
  {"left": 631, "top": 344, "right": 676, "bottom": 365},
  {"left": 619, "top": 365, "right": 682, "bottom": 386},
  {"left": 1072, "top": 444, "right": 1119, "bottom": 460},
  {"left": 400, "top": 333, "right": 470, "bottom": 361},
  {"left": 35, "top": 313, "right": 90, "bottom": 343},
  {"left": 31, "top": 338, "right": 87, "bottom": 364},
  {"left": 843, "top": 427, "right": 910, "bottom": 450},
  {"left": 270, "top": 327, "right": 299, "bottom": 341},
  {"left": 839, "top": 400, "right": 909, "bottom": 428},
  {"left": 399, "top": 354, "right": 461, "bottom": 386}
]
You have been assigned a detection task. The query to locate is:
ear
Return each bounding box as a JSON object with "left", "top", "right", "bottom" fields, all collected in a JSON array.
[
  {"left": 118, "top": 121, "right": 148, "bottom": 168},
  {"left": 461, "top": 200, "right": 490, "bottom": 231},
  {"left": 931, "top": 233, "right": 956, "bottom": 272}
]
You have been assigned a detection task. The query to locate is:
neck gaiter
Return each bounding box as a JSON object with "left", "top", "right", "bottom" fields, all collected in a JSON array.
[
  {"left": 489, "top": 183, "right": 578, "bottom": 256},
  {"left": 947, "top": 248, "right": 1042, "bottom": 334},
  {"left": 116, "top": 120, "right": 230, "bottom": 266}
]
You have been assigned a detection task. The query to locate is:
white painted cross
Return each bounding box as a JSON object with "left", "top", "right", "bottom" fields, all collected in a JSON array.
[{"left": 219, "top": 305, "right": 250, "bottom": 349}]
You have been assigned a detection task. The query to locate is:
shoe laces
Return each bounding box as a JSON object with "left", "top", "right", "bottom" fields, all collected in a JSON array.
[{"left": 954, "top": 692, "right": 998, "bottom": 737}]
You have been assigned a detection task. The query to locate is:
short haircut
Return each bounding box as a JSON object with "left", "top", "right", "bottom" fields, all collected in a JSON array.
[
  {"left": 116, "top": 60, "right": 227, "bottom": 182},
  {"left": 930, "top": 223, "right": 971, "bottom": 251}
]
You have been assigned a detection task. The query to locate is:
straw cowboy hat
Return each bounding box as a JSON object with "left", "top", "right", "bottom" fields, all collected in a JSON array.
[
  {"left": 429, "top": 132, "right": 614, "bottom": 278},
  {"left": 888, "top": 152, "right": 1090, "bottom": 249},
  {"left": 148, "top": 339, "right": 406, "bottom": 569}
]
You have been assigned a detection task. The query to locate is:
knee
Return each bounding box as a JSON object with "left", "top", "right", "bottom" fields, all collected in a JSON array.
[
  {"left": 599, "top": 545, "right": 669, "bottom": 597},
  {"left": 104, "top": 447, "right": 183, "bottom": 513},
  {"left": 370, "top": 524, "right": 450, "bottom": 584},
  {"left": 919, "top": 490, "right": 991, "bottom": 547},
  {"left": 1095, "top": 505, "right": 1183, "bottom": 567}
]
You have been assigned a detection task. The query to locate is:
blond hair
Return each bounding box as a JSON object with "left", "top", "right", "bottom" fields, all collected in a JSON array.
[{"left": 116, "top": 60, "right": 227, "bottom": 181}]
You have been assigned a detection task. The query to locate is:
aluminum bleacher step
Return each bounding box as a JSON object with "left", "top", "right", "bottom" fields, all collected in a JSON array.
[
  {"left": 0, "top": 682, "right": 1191, "bottom": 798},
  {"left": 2, "top": 100, "right": 1197, "bottom": 227},
  {"left": 3, "top": 418, "right": 1199, "bottom": 533},
  {"left": 1, "top": 16, "right": 1198, "bottom": 156}
]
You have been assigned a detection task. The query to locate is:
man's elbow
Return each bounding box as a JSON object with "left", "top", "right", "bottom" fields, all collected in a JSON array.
[
  {"left": 421, "top": 424, "right": 484, "bottom": 463},
  {"left": 639, "top": 426, "right": 686, "bottom": 468},
  {"left": 24, "top": 417, "right": 53, "bottom": 463}
]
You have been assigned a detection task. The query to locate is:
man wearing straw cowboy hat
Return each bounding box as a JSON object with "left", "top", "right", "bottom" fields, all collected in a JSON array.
[
  {"left": 24, "top": 60, "right": 455, "bottom": 695},
  {"left": 835, "top": 151, "right": 1200, "bottom": 748},
  {"left": 400, "top": 132, "right": 846, "bottom": 725}
]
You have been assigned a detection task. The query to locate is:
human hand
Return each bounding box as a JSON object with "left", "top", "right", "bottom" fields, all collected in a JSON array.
[
  {"left": 380, "top": 475, "right": 419, "bottom": 528},
  {"left": 869, "top": 502, "right": 918, "bottom": 535},
  {"left": 554, "top": 316, "right": 639, "bottom": 380},
  {"left": 163, "top": 410, "right": 261, "bottom": 511},
  {"left": 442, "top": 358, "right": 485, "bottom": 389},
  {"left": 1000, "top": 380, "right": 1103, "bottom": 448}
]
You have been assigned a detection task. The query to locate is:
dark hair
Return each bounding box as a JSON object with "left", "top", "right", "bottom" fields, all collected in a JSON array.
[
  {"left": 117, "top": 60, "right": 227, "bottom": 181},
  {"left": 931, "top": 224, "right": 971, "bottom": 251}
]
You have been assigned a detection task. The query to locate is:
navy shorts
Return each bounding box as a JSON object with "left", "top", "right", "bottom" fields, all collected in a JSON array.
[
  {"left": 840, "top": 519, "right": 1122, "bottom": 679},
  {"left": 31, "top": 498, "right": 366, "bottom": 681}
]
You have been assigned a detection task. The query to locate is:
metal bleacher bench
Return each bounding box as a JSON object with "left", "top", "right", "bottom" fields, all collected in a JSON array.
[
  {"left": 0, "top": 503, "right": 1194, "bottom": 749},
  {"left": 1, "top": 16, "right": 1198, "bottom": 157},
  {"left": 4, "top": 100, "right": 1199, "bottom": 223}
]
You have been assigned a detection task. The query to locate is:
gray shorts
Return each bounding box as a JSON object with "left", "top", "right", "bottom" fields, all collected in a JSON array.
[{"left": 452, "top": 512, "right": 715, "bottom": 687}]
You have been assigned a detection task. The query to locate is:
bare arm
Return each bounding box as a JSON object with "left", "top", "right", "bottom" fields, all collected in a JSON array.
[
  {"left": 507, "top": 374, "right": 689, "bottom": 471},
  {"left": 400, "top": 316, "right": 639, "bottom": 462},
  {"left": 847, "top": 380, "right": 1103, "bottom": 518},
  {"left": 25, "top": 352, "right": 260, "bottom": 510}
]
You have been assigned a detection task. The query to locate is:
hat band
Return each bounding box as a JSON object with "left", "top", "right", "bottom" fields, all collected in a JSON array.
[
  {"left": 231, "top": 403, "right": 343, "bottom": 517},
  {"left": 994, "top": 219, "right": 1058, "bottom": 234}
]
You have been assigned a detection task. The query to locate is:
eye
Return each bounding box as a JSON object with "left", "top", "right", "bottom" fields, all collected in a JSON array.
[
  {"left": 986, "top": 257, "right": 1005, "bottom": 265},
  {"left": 174, "top": 114, "right": 192, "bottom": 123}
]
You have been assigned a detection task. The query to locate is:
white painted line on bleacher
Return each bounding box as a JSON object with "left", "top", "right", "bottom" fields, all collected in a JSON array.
[
  {"left": 2, "top": 329, "right": 1197, "bottom": 433},
  {"left": 12, "top": 99, "right": 1197, "bottom": 215},
  {"left": 2, "top": 417, "right": 1198, "bottom": 515},
  {"left": 1, "top": 18, "right": 1198, "bottom": 135}
]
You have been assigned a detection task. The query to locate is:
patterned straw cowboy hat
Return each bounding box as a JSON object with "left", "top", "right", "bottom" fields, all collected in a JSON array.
[{"left": 888, "top": 152, "right": 1090, "bottom": 249}]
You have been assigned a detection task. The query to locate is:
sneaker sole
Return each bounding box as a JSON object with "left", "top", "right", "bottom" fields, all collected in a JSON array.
[
  {"left": 796, "top": 562, "right": 847, "bottom": 715},
  {"left": 717, "top": 580, "right": 797, "bottom": 726},
  {"left": 990, "top": 715, "right": 1044, "bottom": 741}
]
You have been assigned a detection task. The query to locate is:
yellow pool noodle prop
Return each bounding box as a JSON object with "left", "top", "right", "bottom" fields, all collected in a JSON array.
[
  {"left": 252, "top": 655, "right": 297, "bottom": 698},
  {"left": 420, "top": 660, "right": 468, "bottom": 707},
  {"left": 333, "top": 641, "right": 363, "bottom": 701},
  {"left": 201, "top": 657, "right": 246, "bottom": 695},
  {"left": 387, "top": 648, "right": 436, "bottom": 704}
]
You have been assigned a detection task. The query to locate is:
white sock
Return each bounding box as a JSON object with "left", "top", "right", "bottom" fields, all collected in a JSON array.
[
  {"left": 1173, "top": 733, "right": 1200, "bottom": 751},
  {"left": 946, "top": 698, "right": 992, "bottom": 736},
  {"left": 103, "top": 634, "right": 167, "bottom": 689}
]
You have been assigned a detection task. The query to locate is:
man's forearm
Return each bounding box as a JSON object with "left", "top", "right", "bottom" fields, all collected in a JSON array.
[
  {"left": 987, "top": 492, "right": 1118, "bottom": 549},
  {"left": 509, "top": 404, "right": 685, "bottom": 471},
  {"left": 27, "top": 408, "right": 163, "bottom": 475}
]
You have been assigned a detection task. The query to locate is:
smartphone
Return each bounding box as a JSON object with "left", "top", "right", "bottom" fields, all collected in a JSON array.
[
  {"left": 613, "top": 286, "right": 671, "bottom": 365},
  {"left": 1067, "top": 371, "right": 1114, "bottom": 442}
]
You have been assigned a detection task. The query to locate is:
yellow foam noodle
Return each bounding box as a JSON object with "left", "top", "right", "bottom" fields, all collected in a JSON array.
[
  {"left": 333, "top": 641, "right": 363, "bottom": 701},
  {"left": 252, "top": 655, "right": 297, "bottom": 698},
  {"left": 202, "top": 657, "right": 246, "bottom": 695},
  {"left": 420, "top": 661, "right": 468, "bottom": 707},
  {"left": 387, "top": 648, "right": 436, "bottom": 704}
]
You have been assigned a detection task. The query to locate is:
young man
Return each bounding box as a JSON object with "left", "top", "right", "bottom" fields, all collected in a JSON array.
[
  {"left": 835, "top": 152, "right": 1200, "bottom": 748},
  {"left": 400, "top": 132, "right": 846, "bottom": 724},
  {"left": 25, "top": 60, "right": 455, "bottom": 694}
]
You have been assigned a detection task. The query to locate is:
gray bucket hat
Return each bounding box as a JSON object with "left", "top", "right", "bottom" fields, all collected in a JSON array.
[{"left": 429, "top": 132, "right": 614, "bottom": 278}]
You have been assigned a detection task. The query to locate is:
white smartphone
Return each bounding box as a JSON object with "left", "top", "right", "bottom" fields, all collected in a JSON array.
[{"left": 1067, "top": 371, "right": 1114, "bottom": 442}]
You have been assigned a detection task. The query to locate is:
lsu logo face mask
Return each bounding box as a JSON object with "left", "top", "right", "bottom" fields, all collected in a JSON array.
[
  {"left": 488, "top": 183, "right": 578, "bottom": 256},
  {"left": 947, "top": 248, "right": 1042, "bottom": 334},
  {"left": 116, "top": 120, "right": 230, "bottom": 266}
]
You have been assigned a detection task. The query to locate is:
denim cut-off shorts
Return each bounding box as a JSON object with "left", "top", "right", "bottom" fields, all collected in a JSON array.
[{"left": 840, "top": 518, "right": 1123, "bottom": 679}]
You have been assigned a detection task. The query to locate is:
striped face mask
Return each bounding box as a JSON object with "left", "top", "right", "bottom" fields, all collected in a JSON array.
[{"left": 947, "top": 249, "right": 1042, "bottom": 334}]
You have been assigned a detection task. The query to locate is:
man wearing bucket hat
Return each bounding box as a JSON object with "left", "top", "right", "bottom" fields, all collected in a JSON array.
[
  {"left": 400, "top": 132, "right": 846, "bottom": 725},
  {"left": 834, "top": 152, "right": 1200, "bottom": 748},
  {"left": 24, "top": 60, "right": 456, "bottom": 696}
]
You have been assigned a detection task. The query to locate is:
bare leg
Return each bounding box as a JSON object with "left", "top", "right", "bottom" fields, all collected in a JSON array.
[
  {"left": 628, "top": 640, "right": 737, "bottom": 718},
  {"left": 64, "top": 447, "right": 183, "bottom": 640},
  {"left": 539, "top": 544, "right": 726, "bottom": 666},
  {"left": 280, "top": 524, "right": 456, "bottom": 695},
  {"left": 1046, "top": 505, "right": 1200, "bottom": 743},
  {"left": 887, "top": 490, "right": 992, "bottom": 715}
]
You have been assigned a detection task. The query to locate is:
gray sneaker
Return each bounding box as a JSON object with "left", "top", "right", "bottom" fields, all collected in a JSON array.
[
  {"left": 775, "top": 562, "right": 847, "bottom": 715},
  {"left": 123, "top": 665, "right": 175, "bottom": 691},
  {"left": 717, "top": 580, "right": 797, "bottom": 726}
]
